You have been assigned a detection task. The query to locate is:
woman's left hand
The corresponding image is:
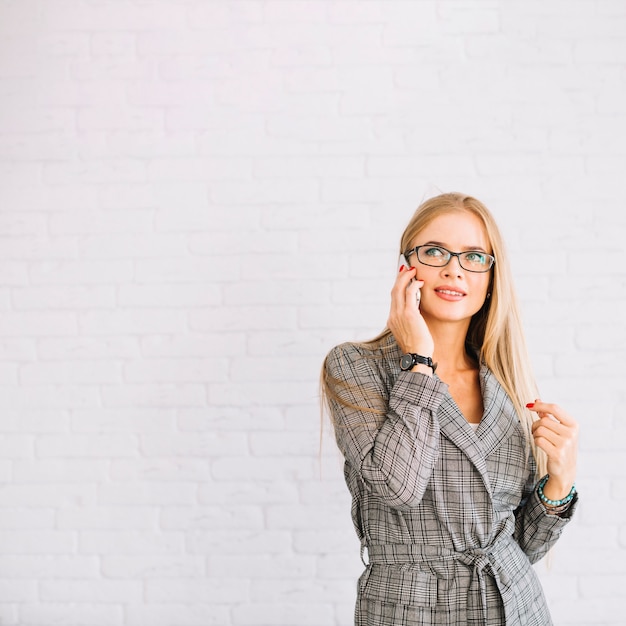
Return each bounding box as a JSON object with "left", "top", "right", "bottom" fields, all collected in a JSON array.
[{"left": 528, "top": 400, "right": 579, "bottom": 499}]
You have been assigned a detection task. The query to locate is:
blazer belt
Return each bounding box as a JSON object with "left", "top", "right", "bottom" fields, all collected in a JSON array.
[
  {"left": 365, "top": 541, "right": 518, "bottom": 624},
  {"left": 365, "top": 541, "right": 512, "bottom": 585}
]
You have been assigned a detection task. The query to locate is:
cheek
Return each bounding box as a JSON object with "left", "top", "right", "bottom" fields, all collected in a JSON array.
[
  {"left": 413, "top": 267, "right": 435, "bottom": 283},
  {"left": 472, "top": 277, "right": 491, "bottom": 299}
]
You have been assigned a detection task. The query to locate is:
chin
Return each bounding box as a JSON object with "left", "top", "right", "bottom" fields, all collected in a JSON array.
[{"left": 422, "top": 303, "right": 482, "bottom": 324}]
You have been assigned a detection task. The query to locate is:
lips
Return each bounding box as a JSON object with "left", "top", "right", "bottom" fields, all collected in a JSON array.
[{"left": 435, "top": 286, "right": 467, "bottom": 297}]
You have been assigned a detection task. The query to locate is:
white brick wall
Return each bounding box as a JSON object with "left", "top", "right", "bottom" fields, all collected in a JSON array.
[{"left": 0, "top": 1, "right": 624, "bottom": 625}]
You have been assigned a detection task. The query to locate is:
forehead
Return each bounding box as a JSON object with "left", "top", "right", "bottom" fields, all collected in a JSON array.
[{"left": 413, "top": 211, "right": 490, "bottom": 251}]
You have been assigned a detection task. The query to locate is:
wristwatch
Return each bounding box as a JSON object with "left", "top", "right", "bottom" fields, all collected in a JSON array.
[{"left": 400, "top": 353, "right": 437, "bottom": 373}]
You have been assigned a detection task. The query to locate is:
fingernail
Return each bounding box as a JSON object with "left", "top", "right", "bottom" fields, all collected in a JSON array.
[
  {"left": 399, "top": 266, "right": 405, "bottom": 272},
  {"left": 526, "top": 403, "right": 535, "bottom": 408}
]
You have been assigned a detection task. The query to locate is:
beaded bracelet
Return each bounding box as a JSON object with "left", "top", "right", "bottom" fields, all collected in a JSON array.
[{"left": 537, "top": 474, "right": 577, "bottom": 507}]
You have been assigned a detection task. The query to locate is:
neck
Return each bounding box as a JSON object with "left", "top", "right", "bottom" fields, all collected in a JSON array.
[{"left": 426, "top": 316, "right": 476, "bottom": 374}]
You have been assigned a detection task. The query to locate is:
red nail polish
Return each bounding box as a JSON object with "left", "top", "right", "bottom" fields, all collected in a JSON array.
[
  {"left": 526, "top": 403, "right": 534, "bottom": 408},
  {"left": 399, "top": 266, "right": 405, "bottom": 272}
]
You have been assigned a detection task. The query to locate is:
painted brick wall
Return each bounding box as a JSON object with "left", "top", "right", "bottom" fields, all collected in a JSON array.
[{"left": 1, "top": 1, "right": 625, "bottom": 625}]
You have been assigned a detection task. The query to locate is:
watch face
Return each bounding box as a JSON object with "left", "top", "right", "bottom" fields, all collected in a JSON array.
[{"left": 400, "top": 354, "right": 414, "bottom": 370}]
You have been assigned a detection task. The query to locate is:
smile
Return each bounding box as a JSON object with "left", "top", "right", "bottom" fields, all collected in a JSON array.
[{"left": 436, "top": 289, "right": 465, "bottom": 297}]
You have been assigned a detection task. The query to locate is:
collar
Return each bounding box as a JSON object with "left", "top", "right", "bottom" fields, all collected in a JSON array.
[{"left": 436, "top": 363, "right": 521, "bottom": 495}]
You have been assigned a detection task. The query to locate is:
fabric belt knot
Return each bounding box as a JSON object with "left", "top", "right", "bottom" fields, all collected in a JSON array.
[
  {"left": 457, "top": 546, "right": 511, "bottom": 586},
  {"left": 455, "top": 546, "right": 512, "bottom": 625}
]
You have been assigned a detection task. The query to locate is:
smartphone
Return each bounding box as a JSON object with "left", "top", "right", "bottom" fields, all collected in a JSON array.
[
  {"left": 398, "top": 253, "right": 410, "bottom": 272},
  {"left": 398, "top": 253, "right": 420, "bottom": 304}
]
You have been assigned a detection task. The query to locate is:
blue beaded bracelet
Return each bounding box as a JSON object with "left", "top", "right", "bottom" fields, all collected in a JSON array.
[{"left": 537, "top": 474, "right": 577, "bottom": 507}]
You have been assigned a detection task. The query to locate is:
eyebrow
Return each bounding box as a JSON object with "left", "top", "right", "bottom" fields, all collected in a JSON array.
[{"left": 422, "top": 240, "right": 489, "bottom": 253}]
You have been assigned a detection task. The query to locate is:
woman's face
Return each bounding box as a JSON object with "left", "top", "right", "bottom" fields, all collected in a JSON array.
[{"left": 408, "top": 211, "right": 492, "bottom": 325}]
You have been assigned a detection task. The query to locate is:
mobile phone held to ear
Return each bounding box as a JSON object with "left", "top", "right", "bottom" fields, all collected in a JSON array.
[
  {"left": 398, "top": 253, "right": 420, "bottom": 304},
  {"left": 398, "top": 253, "right": 410, "bottom": 272}
]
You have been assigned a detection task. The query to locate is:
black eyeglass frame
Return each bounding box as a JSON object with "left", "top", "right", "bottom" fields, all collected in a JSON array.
[{"left": 404, "top": 245, "right": 496, "bottom": 273}]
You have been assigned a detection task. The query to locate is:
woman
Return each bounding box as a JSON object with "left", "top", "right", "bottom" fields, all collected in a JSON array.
[{"left": 321, "top": 193, "right": 578, "bottom": 625}]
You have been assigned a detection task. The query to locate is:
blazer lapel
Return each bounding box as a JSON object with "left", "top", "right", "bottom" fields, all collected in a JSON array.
[
  {"left": 384, "top": 337, "right": 519, "bottom": 495},
  {"left": 437, "top": 388, "right": 492, "bottom": 495},
  {"left": 436, "top": 365, "right": 519, "bottom": 495},
  {"left": 475, "top": 365, "right": 519, "bottom": 458}
]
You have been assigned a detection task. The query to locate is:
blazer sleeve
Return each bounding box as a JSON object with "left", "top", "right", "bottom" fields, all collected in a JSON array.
[
  {"left": 513, "top": 464, "right": 578, "bottom": 564},
  {"left": 324, "top": 342, "right": 448, "bottom": 510}
]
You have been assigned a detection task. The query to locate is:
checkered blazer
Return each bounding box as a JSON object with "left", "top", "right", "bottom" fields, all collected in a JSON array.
[{"left": 325, "top": 335, "right": 577, "bottom": 626}]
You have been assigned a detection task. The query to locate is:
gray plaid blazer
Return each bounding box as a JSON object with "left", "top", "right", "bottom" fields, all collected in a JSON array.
[{"left": 325, "top": 336, "right": 577, "bottom": 626}]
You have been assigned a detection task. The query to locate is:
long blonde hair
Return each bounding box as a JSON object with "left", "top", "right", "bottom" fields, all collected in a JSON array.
[{"left": 321, "top": 192, "right": 546, "bottom": 477}]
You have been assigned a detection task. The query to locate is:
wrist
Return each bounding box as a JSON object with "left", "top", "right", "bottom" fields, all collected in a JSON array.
[
  {"left": 537, "top": 474, "right": 577, "bottom": 508},
  {"left": 542, "top": 475, "right": 576, "bottom": 502},
  {"left": 399, "top": 353, "right": 437, "bottom": 373},
  {"left": 411, "top": 363, "right": 434, "bottom": 376},
  {"left": 404, "top": 343, "right": 433, "bottom": 358}
]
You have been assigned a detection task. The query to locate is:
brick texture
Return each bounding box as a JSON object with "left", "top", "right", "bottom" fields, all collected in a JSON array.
[{"left": 0, "top": 1, "right": 624, "bottom": 625}]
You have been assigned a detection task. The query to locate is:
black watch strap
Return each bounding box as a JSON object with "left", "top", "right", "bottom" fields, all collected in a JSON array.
[{"left": 400, "top": 353, "right": 437, "bottom": 373}]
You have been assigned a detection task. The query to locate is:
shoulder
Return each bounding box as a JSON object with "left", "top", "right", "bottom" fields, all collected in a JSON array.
[
  {"left": 325, "top": 341, "right": 368, "bottom": 365},
  {"left": 324, "top": 335, "right": 400, "bottom": 382},
  {"left": 323, "top": 339, "right": 397, "bottom": 410},
  {"left": 324, "top": 342, "right": 372, "bottom": 381},
  {"left": 326, "top": 334, "right": 397, "bottom": 366}
]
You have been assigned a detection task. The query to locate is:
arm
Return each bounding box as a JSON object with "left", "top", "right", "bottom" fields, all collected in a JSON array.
[
  {"left": 324, "top": 342, "right": 447, "bottom": 510},
  {"left": 514, "top": 399, "right": 579, "bottom": 562},
  {"left": 514, "top": 467, "right": 578, "bottom": 564},
  {"left": 529, "top": 400, "right": 579, "bottom": 504}
]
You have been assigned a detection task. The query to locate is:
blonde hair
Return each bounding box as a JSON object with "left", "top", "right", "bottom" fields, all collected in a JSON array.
[{"left": 321, "top": 192, "right": 546, "bottom": 477}]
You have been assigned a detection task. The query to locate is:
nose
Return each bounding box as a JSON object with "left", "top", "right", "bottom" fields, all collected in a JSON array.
[{"left": 442, "top": 254, "right": 464, "bottom": 277}]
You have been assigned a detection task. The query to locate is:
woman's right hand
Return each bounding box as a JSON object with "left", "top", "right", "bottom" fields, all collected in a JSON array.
[{"left": 387, "top": 265, "right": 434, "bottom": 358}]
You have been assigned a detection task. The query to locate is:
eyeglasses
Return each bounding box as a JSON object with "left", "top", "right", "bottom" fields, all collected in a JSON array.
[{"left": 405, "top": 245, "right": 495, "bottom": 273}]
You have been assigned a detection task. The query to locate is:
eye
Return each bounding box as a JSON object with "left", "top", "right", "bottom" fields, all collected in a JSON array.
[
  {"left": 464, "top": 251, "right": 487, "bottom": 264},
  {"left": 424, "top": 246, "right": 446, "bottom": 258}
]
